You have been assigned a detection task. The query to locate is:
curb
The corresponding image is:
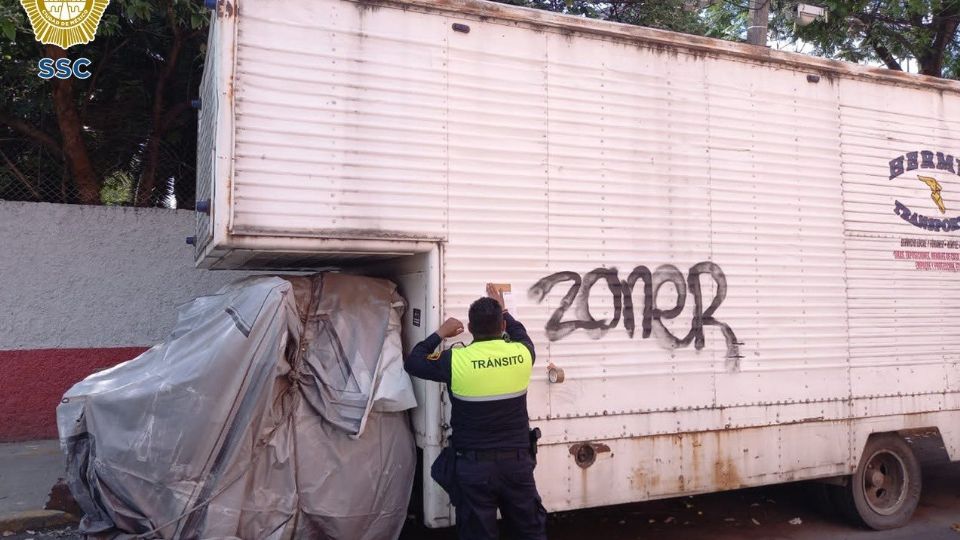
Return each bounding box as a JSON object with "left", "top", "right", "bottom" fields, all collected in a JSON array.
[{"left": 0, "top": 510, "right": 78, "bottom": 534}]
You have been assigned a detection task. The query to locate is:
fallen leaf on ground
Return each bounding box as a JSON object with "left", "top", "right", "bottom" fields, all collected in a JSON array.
[
  {"left": 789, "top": 517, "right": 803, "bottom": 526},
  {"left": 664, "top": 517, "right": 676, "bottom": 524},
  {"left": 752, "top": 518, "right": 761, "bottom": 526}
]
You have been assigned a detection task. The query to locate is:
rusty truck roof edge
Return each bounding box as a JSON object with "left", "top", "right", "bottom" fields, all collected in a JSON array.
[{"left": 346, "top": 0, "right": 960, "bottom": 93}]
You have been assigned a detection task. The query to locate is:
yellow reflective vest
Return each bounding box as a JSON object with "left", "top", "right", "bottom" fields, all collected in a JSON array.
[{"left": 450, "top": 339, "right": 533, "bottom": 402}]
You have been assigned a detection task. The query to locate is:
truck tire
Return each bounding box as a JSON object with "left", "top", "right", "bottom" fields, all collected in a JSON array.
[{"left": 830, "top": 434, "right": 922, "bottom": 530}]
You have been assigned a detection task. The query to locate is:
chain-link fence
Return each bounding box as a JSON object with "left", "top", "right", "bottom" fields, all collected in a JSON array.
[
  {"left": 0, "top": 136, "right": 77, "bottom": 204},
  {"left": 0, "top": 135, "right": 196, "bottom": 209}
]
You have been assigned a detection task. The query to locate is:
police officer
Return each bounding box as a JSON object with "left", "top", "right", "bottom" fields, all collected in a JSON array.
[{"left": 404, "top": 284, "right": 547, "bottom": 540}]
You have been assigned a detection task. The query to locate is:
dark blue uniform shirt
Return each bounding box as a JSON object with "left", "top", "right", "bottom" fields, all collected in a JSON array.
[{"left": 404, "top": 313, "right": 536, "bottom": 450}]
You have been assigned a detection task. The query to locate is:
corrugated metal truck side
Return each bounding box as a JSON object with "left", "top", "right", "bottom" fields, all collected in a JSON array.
[{"left": 196, "top": 0, "right": 960, "bottom": 529}]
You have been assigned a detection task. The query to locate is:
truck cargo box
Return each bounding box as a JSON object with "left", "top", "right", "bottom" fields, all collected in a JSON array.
[{"left": 196, "top": 0, "right": 960, "bottom": 529}]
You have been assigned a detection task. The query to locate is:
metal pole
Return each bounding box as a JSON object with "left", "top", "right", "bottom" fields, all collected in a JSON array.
[{"left": 747, "top": 0, "right": 770, "bottom": 46}]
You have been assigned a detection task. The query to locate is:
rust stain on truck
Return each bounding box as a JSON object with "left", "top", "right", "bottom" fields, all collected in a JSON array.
[{"left": 216, "top": 0, "right": 236, "bottom": 18}]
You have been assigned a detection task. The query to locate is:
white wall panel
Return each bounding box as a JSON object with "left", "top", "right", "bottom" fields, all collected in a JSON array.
[
  {"left": 839, "top": 79, "right": 960, "bottom": 400},
  {"left": 443, "top": 19, "right": 552, "bottom": 420},
  {"left": 705, "top": 59, "right": 848, "bottom": 408},
  {"left": 231, "top": 2, "right": 450, "bottom": 237}
]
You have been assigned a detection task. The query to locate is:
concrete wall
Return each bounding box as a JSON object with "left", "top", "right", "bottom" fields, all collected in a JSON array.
[{"left": 0, "top": 202, "right": 253, "bottom": 441}]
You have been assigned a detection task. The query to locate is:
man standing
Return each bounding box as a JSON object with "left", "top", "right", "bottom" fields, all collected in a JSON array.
[{"left": 404, "top": 284, "right": 547, "bottom": 540}]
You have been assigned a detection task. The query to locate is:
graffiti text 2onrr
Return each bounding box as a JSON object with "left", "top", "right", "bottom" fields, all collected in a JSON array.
[{"left": 528, "top": 262, "right": 741, "bottom": 368}]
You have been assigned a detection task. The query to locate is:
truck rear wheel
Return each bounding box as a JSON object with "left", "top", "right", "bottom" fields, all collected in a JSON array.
[{"left": 831, "top": 434, "right": 921, "bottom": 530}]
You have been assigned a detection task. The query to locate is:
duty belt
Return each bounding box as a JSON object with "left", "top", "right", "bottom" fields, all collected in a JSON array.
[{"left": 456, "top": 448, "right": 528, "bottom": 462}]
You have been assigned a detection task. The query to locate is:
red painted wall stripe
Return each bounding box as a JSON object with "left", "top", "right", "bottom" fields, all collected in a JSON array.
[{"left": 0, "top": 347, "right": 148, "bottom": 442}]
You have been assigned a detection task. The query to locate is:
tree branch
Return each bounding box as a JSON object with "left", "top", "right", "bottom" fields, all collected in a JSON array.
[
  {"left": 868, "top": 35, "right": 904, "bottom": 70},
  {"left": 896, "top": 11, "right": 926, "bottom": 28},
  {"left": 0, "top": 112, "right": 63, "bottom": 158},
  {"left": 45, "top": 44, "right": 101, "bottom": 205},
  {"left": 875, "top": 24, "right": 926, "bottom": 61},
  {"left": 910, "top": 11, "right": 924, "bottom": 28},
  {"left": 160, "top": 100, "right": 192, "bottom": 132},
  {"left": 921, "top": 3, "right": 960, "bottom": 76},
  {"left": 135, "top": 0, "right": 186, "bottom": 206},
  {"left": 857, "top": 11, "right": 931, "bottom": 29},
  {"left": 0, "top": 149, "right": 43, "bottom": 200},
  {"left": 855, "top": 0, "right": 902, "bottom": 70},
  {"left": 81, "top": 36, "right": 131, "bottom": 117}
]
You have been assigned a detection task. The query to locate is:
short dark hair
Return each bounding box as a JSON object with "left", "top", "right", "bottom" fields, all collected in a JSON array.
[{"left": 468, "top": 297, "right": 503, "bottom": 338}]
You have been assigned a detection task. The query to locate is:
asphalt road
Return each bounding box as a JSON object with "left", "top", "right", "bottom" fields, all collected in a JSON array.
[
  {"left": 10, "top": 463, "right": 959, "bottom": 540},
  {"left": 399, "top": 462, "right": 960, "bottom": 540}
]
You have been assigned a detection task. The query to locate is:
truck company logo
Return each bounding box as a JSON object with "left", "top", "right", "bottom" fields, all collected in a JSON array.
[
  {"left": 19, "top": 0, "right": 110, "bottom": 49},
  {"left": 889, "top": 150, "right": 960, "bottom": 232}
]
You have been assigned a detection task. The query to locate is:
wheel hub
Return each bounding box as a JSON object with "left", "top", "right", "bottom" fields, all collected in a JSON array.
[
  {"left": 861, "top": 450, "right": 908, "bottom": 516},
  {"left": 868, "top": 469, "right": 885, "bottom": 488}
]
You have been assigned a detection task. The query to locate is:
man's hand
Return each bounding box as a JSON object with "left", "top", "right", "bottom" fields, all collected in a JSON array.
[
  {"left": 486, "top": 283, "right": 505, "bottom": 311},
  {"left": 437, "top": 317, "right": 464, "bottom": 339}
]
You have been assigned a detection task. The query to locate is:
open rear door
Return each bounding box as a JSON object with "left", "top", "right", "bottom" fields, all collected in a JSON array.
[{"left": 355, "top": 245, "right": 452, "bottom": 527}]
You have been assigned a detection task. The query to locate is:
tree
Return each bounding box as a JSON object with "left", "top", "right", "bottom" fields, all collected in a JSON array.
[
  {"left": 2, "top": 1, "right": 958, "bottom": 209},
  {"left": 0, "top": 0, "right": 208, "bottom": 206},
  {"left": 495, "top": 0, "right": 960, "bottom": 80},
  {"left": 766, "top": 0, "right": 960, "bottom": 78},
  {"left": 495, "top": 0, "right": 711, "bottom": 34}
]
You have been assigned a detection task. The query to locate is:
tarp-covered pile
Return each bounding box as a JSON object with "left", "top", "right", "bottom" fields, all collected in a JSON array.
[{"left": 57, "top": 274, "right": 418, "bottom": 539}]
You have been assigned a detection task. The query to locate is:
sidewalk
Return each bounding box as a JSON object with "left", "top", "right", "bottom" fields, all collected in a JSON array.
[{"left": 0, "top": 440, "right": 77, "bottom": 533}]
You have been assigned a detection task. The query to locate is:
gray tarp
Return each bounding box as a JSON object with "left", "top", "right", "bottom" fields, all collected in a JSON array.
[{"left": 57, "top": 274, "right": 417, "bottom": 539}]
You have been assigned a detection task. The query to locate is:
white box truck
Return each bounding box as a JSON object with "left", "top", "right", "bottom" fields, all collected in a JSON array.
[{"left": 195, "top": 0, "right": 960, "bottom": 530}]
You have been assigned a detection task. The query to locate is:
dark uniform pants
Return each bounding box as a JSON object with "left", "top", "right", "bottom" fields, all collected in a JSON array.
[{"left": 453, "top": 450, "right": 547, "bottom": 540}]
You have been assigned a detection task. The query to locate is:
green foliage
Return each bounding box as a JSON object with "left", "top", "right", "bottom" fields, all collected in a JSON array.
[
  {"left": 0, "top": 0, "right": 209, "bottom": 205},
  {"left": 768, "top": 0, "right": 960, "bottom": 76},
  {"left": 0, "top": 2, "right": 26, "bottom": 39},
  {"left": 1, "top": 1, "right": 63, "bottom": 119},
  {"left": 493, "top": 0, "right": 960, "bottom": 78},
  {"left": 100, "top": 170, "right": 134, "bottom": 206},
  {"left": 701, "top": 1, "right": 751, "bottom": 41},
  {"left": 496, "top": 0, "right": 709, "bottom": 33},
  {"left": 1, "top": 0, "right": 958, "bottom": 208}
]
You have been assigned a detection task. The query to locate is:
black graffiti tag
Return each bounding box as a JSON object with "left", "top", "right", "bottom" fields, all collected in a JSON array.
[
  {"left": 527, "top": 269, "right": 622, "bottom": 341},
  {"left": 528, "top": 262, "right": 741, "bottom": 368}
]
